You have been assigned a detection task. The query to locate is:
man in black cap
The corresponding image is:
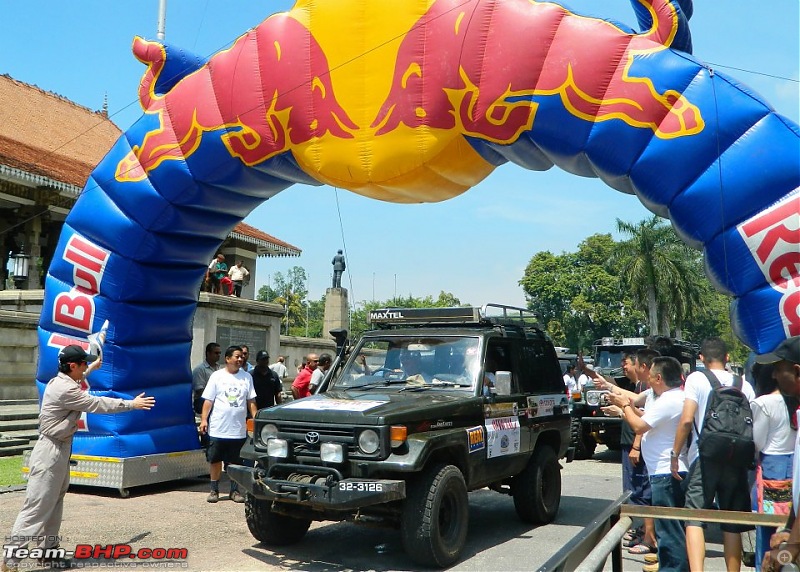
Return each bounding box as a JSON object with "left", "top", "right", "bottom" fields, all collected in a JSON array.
[
  {"left": 758, "top": 336, "right": 800, "bottom": 572},
  {"left": 2, "top": 345, "right": 155, "bottom": 571},
  {"left": 252, "top": 350, "right": 283, "bottom": 410}
]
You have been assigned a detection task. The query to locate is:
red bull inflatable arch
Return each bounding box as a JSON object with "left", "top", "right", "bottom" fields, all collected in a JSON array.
[{"left": 40, "top": 0, "right": 799, "bottom": 457}]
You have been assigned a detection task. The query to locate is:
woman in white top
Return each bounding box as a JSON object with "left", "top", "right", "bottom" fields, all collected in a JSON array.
[{"left": 751, "top": 363, "right": 798, "bottom": 571}]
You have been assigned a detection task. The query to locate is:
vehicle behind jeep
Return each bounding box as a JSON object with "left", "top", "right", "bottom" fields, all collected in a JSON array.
[
  {"left": 229, "top": 304, "right": 572, "bottom": 568},
  {"left": 570, "top": 336, "right": 698, "bottom": 459}
]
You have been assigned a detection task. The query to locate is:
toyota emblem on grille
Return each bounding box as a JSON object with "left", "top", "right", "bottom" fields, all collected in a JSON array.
[{"left": 305, "top": 431, "right": 320, "bottom": 444}]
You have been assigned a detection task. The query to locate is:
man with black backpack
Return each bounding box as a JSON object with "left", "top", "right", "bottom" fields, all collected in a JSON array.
[{"left": 671, "top": 337, "right": 756, "bottom": 572}]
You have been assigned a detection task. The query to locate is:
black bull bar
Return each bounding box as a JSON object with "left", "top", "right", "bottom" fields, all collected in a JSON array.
[{"left": 227, "top": 463, "right": 406, "bottom": 509}]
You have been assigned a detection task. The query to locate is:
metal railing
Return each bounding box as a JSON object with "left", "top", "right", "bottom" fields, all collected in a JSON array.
[{"left": 538, "top": 494, "right": 787, "bottom": 572}]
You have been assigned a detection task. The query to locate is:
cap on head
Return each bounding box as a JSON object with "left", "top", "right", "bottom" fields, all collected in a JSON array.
[
  {"left": 59, "top": 344, "right": 98, "bottom": 365},
  {"left": 756, "top": 336, "right": 800, "bottom": 365},
  {"left": 256, "top": 350, "right": 270, "bottom": 362}
]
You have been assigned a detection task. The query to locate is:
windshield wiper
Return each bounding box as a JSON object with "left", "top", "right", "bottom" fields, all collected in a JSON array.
[
  {"left": 349, "top": 380, "right": 410, "bottom": 391},
  {"left": 399, "top": 384, "right": 432, "bottom": 392},
  {"left": 431, "top": 379, "right": 469, "bottom": 388}
]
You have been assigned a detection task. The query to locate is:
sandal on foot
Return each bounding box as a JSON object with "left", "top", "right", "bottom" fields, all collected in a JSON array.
[
  {"left": 628, "top": 543, "right": 657, "bottom": 555},
  {"left": 623, "top": 534, "right": 643, "bottom": 548},
  {"left": 622, "top": 528, "right": 638, "bottom": 541}
]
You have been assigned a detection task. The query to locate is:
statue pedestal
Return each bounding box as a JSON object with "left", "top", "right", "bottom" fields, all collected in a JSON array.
[{"left": 324, "top": 288, "right": 349, "bottom": 339}]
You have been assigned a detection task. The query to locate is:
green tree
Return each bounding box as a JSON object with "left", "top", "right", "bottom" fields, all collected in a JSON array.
[
  {"left": 612, "top": 216, "right": 701, "bottom": 337},
  {"left": 258, "top": 266, "right": 309, "bottom": 334},
  {"left": 520, "top": 234, "right": 644, "bottom": 353}
]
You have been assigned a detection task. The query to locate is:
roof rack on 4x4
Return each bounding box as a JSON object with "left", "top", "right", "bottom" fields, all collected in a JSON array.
[{"left": 367, "top": 303, "right": 542, "bottom": 330}]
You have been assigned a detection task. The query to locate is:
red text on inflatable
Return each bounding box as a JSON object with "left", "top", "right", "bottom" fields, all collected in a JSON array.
[
  {"left": 738, "top": 191, "right": 800, "bottom": 337},
  {"left": 52, "top": 235, "right": 109, "bottom": 334}
]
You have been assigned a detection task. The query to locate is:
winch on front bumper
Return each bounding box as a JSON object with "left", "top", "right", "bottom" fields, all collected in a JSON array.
[{"left": 227, "top": 462, "right": 406, "bottom": 509}]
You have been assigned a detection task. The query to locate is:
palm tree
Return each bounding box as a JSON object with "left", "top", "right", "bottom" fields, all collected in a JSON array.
[
  {"left": 273, "top": 289, "right": 306, "bottom": 335},
  {"left": 611, "top": 216, "right": 700, "bottom": 337}
]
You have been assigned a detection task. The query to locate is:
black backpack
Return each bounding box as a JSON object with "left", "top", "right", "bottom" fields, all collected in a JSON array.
[{"left": 695, "top": 370, "right": 755, "bottom": 467}]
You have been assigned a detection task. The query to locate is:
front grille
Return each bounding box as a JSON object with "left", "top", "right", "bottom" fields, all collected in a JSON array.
[{"left": 268, "top": 421, "right": 387, "bottom": 460}]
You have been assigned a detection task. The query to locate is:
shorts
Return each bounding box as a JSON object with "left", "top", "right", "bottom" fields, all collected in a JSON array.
[
  {"left": 206, "top": 437, "right": 246, "bottom": 465},
  {"left": 684, "top": 457, "right": 753, "bottom": 533}
]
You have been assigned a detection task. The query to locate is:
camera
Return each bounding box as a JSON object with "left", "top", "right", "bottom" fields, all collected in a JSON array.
[{"left": 586, "top": 389, "right": 611, "bottom": 407}]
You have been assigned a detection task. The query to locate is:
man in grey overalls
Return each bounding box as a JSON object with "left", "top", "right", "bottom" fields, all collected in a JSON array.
[{"left": 2, "top": 345, "right": 155, "bottom": 571}]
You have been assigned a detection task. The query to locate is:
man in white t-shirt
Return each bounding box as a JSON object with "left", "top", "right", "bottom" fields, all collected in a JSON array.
[
  {"left": 610, "top": 356, "right": 689, "bottom": 572},
  {"left": 200, "top": 345, "right": 256, "bottom": 504},
  {"left": 671, "top": 337, "right": 756, "bottom": 572},
  {"left": 757, "top": 336, "right": 800, "bottom": 571}
]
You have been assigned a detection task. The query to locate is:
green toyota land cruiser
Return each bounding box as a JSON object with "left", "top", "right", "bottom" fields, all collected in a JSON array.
[{"left": 229, "top": 304, "right": 573, "bottom": 568}]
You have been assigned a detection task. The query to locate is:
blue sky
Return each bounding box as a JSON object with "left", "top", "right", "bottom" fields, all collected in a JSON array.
[{"left": 2, "top": 1, "right": 797, "bottom": 309}]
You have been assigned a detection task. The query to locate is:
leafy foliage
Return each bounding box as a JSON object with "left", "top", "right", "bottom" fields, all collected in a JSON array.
[{"left": 520, "top": 217, "right": 746, "bottom": 358}]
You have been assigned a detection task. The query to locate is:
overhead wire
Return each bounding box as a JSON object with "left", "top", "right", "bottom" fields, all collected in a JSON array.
[{"left": 5, "top": 2, "right": 798, "bottom": 268}]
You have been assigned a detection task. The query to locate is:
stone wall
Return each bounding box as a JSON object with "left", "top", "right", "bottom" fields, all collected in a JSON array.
[{"left": 0, "top": 290, "right": 337, "bottom": 399}]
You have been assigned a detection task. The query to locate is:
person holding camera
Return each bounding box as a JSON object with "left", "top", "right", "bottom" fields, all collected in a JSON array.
[{"left": 608, "top": 357, "right": 689, "bottom": 572}]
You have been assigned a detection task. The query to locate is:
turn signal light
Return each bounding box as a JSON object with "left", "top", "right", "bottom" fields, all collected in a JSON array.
[
  {"left": 390, "top": 425, "right": 407, "bottom": 448},
  {"left": 246, "top": 418, "right": 254, "bottom": 437}
]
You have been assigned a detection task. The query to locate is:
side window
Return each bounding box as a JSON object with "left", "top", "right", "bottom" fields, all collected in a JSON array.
[
  {"left": 518, "top": 340, "right": 564, "bottom": 393},
  {"left": 485, "top": 340, "right": 514, "bottom": 394}
]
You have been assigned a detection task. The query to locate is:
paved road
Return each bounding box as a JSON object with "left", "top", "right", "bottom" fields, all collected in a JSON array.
[{"left": 0, "top": 447, "right": 744, "bottom": 571}]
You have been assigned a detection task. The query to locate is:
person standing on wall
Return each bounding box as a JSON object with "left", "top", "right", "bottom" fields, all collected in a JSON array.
[{"left": 227, "top": 260, "right": 249, "bottom": 298}]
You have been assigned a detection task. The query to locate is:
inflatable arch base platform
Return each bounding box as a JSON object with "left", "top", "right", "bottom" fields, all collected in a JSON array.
[{"left": 23, "top": 450, "right": 208, "bottom": 497}]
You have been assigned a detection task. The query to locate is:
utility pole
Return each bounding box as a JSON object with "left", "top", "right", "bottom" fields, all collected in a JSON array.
[{"left": 156, "top": 0, "right": 167, "bottom": 41}]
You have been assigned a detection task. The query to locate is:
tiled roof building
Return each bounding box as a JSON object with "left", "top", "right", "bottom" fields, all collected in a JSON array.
[{"left": 0, "top": 74, "right": 299, "bottom": 294}]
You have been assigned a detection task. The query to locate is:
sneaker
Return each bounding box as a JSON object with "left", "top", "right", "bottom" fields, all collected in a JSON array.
[
  {"left": 642, "top": 562, "right": 659, "bottom": 572},
  {"left": 644, "top": 553, "right": 659, "bottom": 564},
  {"left": 229, "top": 490, "right": 246, "bottom": 503},
  {"left": 207, "top": 491, "right": 219, "bottom": 503}
]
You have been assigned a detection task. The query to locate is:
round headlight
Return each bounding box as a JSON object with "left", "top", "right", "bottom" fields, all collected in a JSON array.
[
  {"left": 260, "top": 423, "right": 278, "bottom": 443},
  {"left": 358, "top": 429, "right": 380, "bottom": 455}
]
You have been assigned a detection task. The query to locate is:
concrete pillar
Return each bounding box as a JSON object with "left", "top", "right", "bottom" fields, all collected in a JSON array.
[
  {"left": 323, "top": 288, "right": 349, "bottom": 339},
  {"left": 27, "top": 215, "right": 42, "bottom": 289}
]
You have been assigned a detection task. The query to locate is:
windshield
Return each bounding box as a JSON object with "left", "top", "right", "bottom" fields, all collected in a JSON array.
[
  {"left": 594, "top": 350, "right": 623, "bottom": 373},
  {"left": 333, "top": 335, "right": 481, "bottom": 392}
]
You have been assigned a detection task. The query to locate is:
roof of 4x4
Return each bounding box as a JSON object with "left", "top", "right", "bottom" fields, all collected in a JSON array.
[{"left": 367, "top": 303, "right": 543, "bottom": 331}]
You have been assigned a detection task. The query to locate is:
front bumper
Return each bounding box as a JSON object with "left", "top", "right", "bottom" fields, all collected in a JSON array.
[
  {"left": 580, "top": 416, "right": 622, "bottom": 425},
  {"left": 227, "top": 463, "right": 406, "bottom": 509}
]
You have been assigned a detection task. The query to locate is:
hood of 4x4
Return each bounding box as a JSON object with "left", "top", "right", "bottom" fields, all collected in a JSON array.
[{"left": 259, "top": 390, "right": 481, "bottom": 426}]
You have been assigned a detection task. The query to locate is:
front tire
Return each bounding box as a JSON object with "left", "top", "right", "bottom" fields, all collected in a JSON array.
[
  {"left": 245, "top": 495, "right": 311, "bottom": 546},
  {"left": 401, "top": 464, "right": 469, "bottom": 568},
  {"left": 512, "top": 445, "right": 561, "bottom": 524},
  {"left": 571, "top": 418, "right": 596, "bottom": 459}
]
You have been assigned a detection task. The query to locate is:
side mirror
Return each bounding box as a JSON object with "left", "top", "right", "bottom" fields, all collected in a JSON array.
[
  {"left": 495, "top": 371, "right": 512, "bottom": 395},
  {"left": 329, "top": 328, "right": 348, "bottom": 354}
]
